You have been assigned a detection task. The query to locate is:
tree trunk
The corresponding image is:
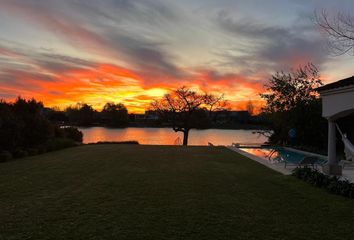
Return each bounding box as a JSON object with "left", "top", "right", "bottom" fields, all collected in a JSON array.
[{"left": 183, "top": 129, "right": 189, "bottom": 146}]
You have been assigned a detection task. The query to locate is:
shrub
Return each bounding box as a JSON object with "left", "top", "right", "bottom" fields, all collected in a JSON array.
[
  {"left": 0, "top": 98, "right": 83, "bottom": 160},
  {"left": 45, "top": 138, "right": 77, "bottom": 152},
  {"left": 0, "top": 98, "right": 54, "bottom": 153},
  {"left": 61, "top": 127, "right": 83, "bottom": 142},
  {"left": 0, "top": 151, "right": 13, "bottom": 162},
  {"left": 292, "top": 167, "right": 354, "bottom": 199},
  {"left": 13, "top": 149, "right": 28, "bottom": 158}
]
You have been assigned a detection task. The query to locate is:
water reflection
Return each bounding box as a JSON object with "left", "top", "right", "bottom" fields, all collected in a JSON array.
[
  {"left": 79, "top": 127, "right": 268, "bottom": 146},
  {"left": 240, "top": 148, "right": 280, "bottom": 163}
]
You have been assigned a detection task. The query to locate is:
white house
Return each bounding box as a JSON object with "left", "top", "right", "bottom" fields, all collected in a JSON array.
[{"left": 317, "top": 76, "right": 354, "bottom": 175}]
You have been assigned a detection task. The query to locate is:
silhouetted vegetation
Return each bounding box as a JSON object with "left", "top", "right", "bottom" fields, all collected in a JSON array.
[
  {"left": 45, "top": 138, "right": 78, "bottom": 152},
  {"left": 66, "top": 103, "right": 97, "bottom": 126},
  {"left": 57, "top": 127, "right": 83, "bottom": 142},
  {"left": 260, "top": 63, "right": 328, "bottom": 152},
  {"left": 102, "top": 102, "right": 129, "bottom": 127},
  {"left": 0, "top": 96, "right": 267, "bottom": 160},
  {"left": 315, "top": 10, "right": 354, "bottom": 56},
  {"left": 293, "top": 167, "right": 354, "bottom": 199},
  {"left": 45, "top": 99, "right": 265, "bottom": 130},
  {"left": 46, "top": 107, "right": 68, "bottom": 123},
  {"left": 62, "top": 102, "right": 129, "bottom": 127},
  {"left": 261, "top": 63, "right": 322, "bottom": 113},
  {"left": 0, "top": 98, "right": 82, "bottom": 162},
  {"left": 151, "top": 87, "right": 227, "bottom": 145}
]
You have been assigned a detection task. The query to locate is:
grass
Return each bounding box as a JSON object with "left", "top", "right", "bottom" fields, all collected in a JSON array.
[{"left": 0, "top": 145, "right": 353, "bottom": 240}]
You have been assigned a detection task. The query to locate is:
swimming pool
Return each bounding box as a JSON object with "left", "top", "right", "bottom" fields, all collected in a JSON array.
[{"left": 239, "top": 147, "right": 327, "bottom": 165}]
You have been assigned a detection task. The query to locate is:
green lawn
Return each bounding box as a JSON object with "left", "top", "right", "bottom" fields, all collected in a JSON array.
[{"left": 0, "top": 145, "right": 353, "bottom": 240}]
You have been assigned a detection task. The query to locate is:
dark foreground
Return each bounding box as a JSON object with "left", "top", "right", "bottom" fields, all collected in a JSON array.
[{"left": 0, "top": 145, "right": 353, "bottom": 240}]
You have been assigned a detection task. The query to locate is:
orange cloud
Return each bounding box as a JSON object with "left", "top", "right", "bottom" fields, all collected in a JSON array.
[
  {"left": 0, "top": 45, "right": 266, "bottom": 114},
  {"left": 0, "top": 63, "right": 266, "bottom": 114}
]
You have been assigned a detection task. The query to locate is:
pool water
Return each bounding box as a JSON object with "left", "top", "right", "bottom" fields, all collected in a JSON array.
[{"left": 240, "top": 147, "right": 326, "bottom": 165}]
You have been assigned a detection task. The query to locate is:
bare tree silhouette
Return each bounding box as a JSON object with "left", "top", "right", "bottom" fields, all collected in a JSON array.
[
  {"left": 315, "top": 9, "right": 354, "bottom": 56},
  {"left": 151, "top": 87, "right": 226, "bottom": 146}
]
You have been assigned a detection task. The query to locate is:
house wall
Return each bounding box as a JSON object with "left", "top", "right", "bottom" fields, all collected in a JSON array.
[{"left": 321, "top": 86, "right": 354, "bottom": 120}]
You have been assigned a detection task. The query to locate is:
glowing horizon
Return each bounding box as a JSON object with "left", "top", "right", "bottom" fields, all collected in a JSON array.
[{"left": 1, "top": 0, "right": 354, "bottom": 114}]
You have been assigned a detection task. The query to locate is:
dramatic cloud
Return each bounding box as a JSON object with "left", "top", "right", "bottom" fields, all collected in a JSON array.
[
  {"left": 0, "top": 43, "right": 262, "bottom": 112},
  {"left": 215, "top": 12, "right": 328, "bottom": 71},
  {"left": 0, "top": 0, "right": 354, "bottom": 113}
]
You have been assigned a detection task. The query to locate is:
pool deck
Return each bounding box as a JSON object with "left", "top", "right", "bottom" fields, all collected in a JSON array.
[{"left": 227, "top": 146, "right": 354, "bottom": 183}]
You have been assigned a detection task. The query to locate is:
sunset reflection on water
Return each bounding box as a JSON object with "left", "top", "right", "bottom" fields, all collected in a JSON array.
[
  {"left": 79, "top": 127, "right": 268, "bottom": 146},
  {"left": 240, "top": 148, "right": 280, "bottom": 163}
]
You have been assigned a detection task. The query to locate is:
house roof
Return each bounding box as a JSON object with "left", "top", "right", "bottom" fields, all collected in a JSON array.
[{"left": 316, "top": 76, "right": 354, "bottom": 92}]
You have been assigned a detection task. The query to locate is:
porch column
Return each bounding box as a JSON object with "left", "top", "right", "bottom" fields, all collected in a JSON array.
[
  {"left": 328, "top": 120, "right": 336, "bottom": 165},
  {"left": 323, "top": 119, "right": 342, "bottom": 175}
]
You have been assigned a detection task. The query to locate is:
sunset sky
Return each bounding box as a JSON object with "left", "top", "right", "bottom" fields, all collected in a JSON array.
[{"left": 1, "top": 0, "right": 354, "bottom": 113}]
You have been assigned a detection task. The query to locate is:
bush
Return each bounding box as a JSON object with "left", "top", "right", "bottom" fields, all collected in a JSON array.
[
  {"left": 61, "top": 127, "right": 83, "bottom": 142},
  {"left": 292, "top": 167, "right": 354, "bottom": 199},
  {"left": 0, "top": 98, "right": 83, "bottom": 161},
  {"left": 0, "top": 98, "right": 54, "bottom": 153},
  {"left": 13, "top": 149, "right": 28, "bottom": 158},
  {"left": 0, "top": 151, "right": 13, "bottom": 162},
  {"left": 54, "top": 126, "right": 83, "bottom": 143},
  {"left": 45, "top": 138, "right": 78, "bottom": 152}
]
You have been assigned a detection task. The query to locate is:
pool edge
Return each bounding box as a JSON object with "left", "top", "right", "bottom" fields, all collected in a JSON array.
[{"left": 227, "top": 146, "right": 292, "bottom": 175}]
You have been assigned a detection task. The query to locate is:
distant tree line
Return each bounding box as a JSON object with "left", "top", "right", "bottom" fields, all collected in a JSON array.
[
  {"left": 47, "top": 102, "right": 129, "bottom": 127},
  {"left": 47, "top": 101, "right": 266, "bottom": 130},
  {"left": 0, "top": 98, "right": 83, "bottom": 162}
]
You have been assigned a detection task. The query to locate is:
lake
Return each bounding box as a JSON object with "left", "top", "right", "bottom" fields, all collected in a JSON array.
[{"left": 78, "top": 127, "right": 268, "bottom": 146}]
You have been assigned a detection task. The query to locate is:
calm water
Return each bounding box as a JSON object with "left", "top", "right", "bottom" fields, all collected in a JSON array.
[
  {"left": 240, "top": 147, "right": 327, "bottom": 164},
  {"left": 78, "top": 127, "right": 268, "bottom": 146}
]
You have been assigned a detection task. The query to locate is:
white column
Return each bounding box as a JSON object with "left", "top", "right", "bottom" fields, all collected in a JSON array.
[
  {"left": 324, "top": 119, "right": 342, "bottom": 176},
  {"left": 328, "top": 119, "right": 336, "bottom": 165}
]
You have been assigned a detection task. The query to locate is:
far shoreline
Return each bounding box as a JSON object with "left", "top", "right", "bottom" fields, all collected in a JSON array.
[{"left": 65, "top": 124, "right": 271, "bottom": 131}]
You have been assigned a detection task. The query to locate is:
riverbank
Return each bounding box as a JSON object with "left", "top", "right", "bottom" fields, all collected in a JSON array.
[
  {"left": 0, "top": 144, "right": 353, "bottom": 239},
  {"left": 62, "top": 122, "right": 271, "bottom": 130},
  {"left": 128, "top": 123, "right": 271, "bottom": 130}
]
